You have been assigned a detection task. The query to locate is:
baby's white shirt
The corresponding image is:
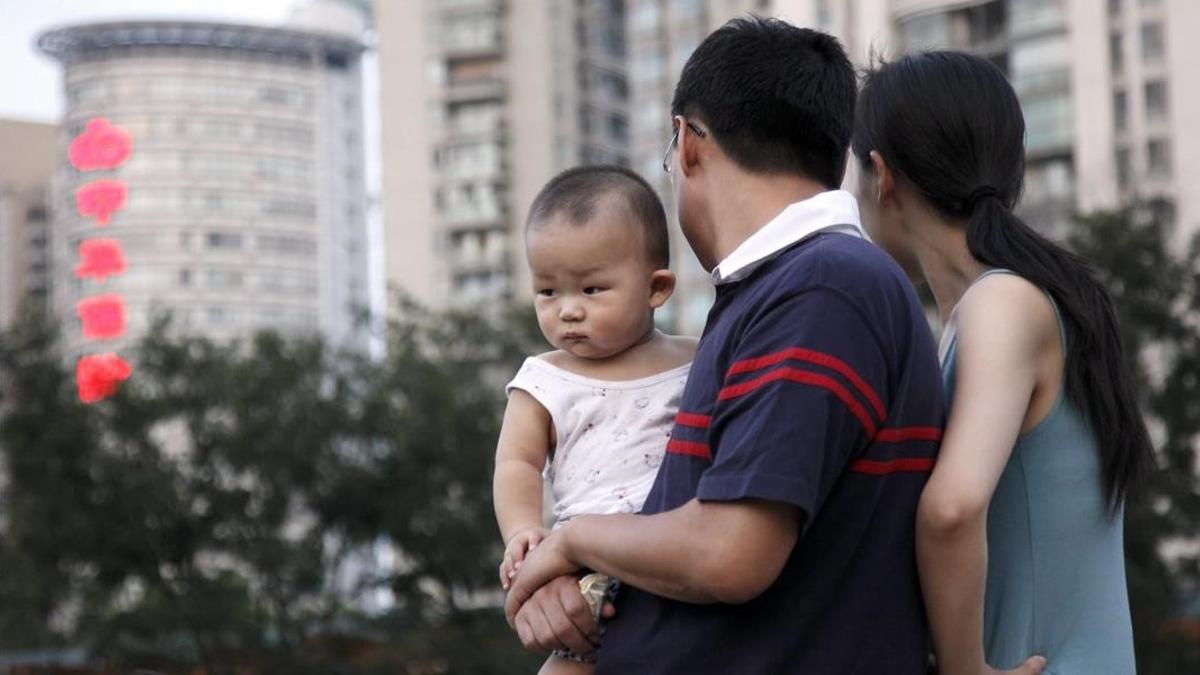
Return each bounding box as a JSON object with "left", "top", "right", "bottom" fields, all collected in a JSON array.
[{"left": 506, "top": 357, "right": 691, "bottom": 528}]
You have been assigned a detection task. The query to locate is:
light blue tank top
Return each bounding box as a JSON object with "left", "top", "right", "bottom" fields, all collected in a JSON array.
[{"left": 941, "top": 269, "right": 1136, "bottom": 675}]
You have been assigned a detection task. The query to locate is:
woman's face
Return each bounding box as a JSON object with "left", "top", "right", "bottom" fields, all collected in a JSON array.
[{"left": 854, "top": 161, "right": 924, "bottom": 281}]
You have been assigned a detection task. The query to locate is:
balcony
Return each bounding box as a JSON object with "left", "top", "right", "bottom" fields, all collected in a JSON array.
[
  {"left": 440, "top": 0, "right": 505, "bottom": 15},
  {"left": 445, "top": 118, "right": 507, "bottom": 144},
  {"left": 445, "top": 77, "right": 505, "bottom": 103},
  {"left": 442, "top": 206, "right": 506, "bottom": 229},
  {"left": 441, "top": 31, "right": 503, "bottom": 60}
]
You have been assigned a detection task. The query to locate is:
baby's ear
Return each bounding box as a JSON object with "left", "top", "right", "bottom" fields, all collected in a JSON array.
[{"left": 649, "top": 269, "right": 677, "bottom": 309}]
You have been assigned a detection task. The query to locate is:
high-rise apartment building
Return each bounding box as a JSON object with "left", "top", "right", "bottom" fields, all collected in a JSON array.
[
  {"left": 788, "top": 0, "right": 1200, "bottom": 240},
  {"left": 0, "top": 119, "right": 56, "bottom": 330},
  {"left": 37, "top": 18, "right": 371, "bottom": 355},
  {"left": 627, "top": 0, "right": 1200, "bottom": 330},
  {"left": 378, "top": 0, "right": 631, "bottom": 310},
  {"left": 380, "top": 1, "right": 1199, "bottom": 333}
]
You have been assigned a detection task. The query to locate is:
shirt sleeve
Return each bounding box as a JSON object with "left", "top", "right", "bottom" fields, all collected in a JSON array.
[{"left": 696, "top": 287, "right": 889, "bottom": 521}]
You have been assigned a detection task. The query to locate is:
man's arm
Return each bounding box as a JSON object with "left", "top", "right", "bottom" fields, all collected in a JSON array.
[
  {"left": 506, "top": 496, "right": 801, "bottom": 623},
  {"left": 568, "top": 498, "right": 800, "bottom": 604}
]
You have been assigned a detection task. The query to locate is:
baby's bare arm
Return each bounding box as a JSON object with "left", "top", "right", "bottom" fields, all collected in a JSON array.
[{"left": 494, "top": 389, "right": 553, "bottom": 544}]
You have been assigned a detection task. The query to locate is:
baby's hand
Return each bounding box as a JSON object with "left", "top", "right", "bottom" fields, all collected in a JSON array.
[{"left": 500, "top": 526, "right": 549, "bottom": 591}]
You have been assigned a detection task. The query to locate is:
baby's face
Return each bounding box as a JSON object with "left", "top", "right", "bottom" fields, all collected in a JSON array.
[{"left": 526, "top": 212, "right": 658, "bottom": 360}]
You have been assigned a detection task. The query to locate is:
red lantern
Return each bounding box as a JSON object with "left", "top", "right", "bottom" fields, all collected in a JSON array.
[
  {"left": 76, "top": 353, "right": 133, "bottom": 403},
  {"left": 72, "top": 118, "right": 136, "bottom": 403},
  {"left": 69, "top": 117, "right": 132, "bottom": 171},
  {"left": 76, "top": 294, "right": 127, "bottom": 340},
  {"left": 76, "top": 179, "right": 127, "bottom": 226},
  {"left": 75, "top": 239, "right": 127, "bottom": 281}
]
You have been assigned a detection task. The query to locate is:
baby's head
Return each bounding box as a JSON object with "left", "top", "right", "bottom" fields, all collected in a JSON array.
[{"left": 525, "top": 166, "right": 675, "bottom": 360}]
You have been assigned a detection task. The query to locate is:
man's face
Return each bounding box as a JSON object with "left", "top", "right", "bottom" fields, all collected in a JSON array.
[{"left": 666, "top": 120, "right": 718, "bottom": 272}]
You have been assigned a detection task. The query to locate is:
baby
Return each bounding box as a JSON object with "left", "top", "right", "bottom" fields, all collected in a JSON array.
[{"left": 493, "top": 166, "right": 696, "bottom": 674}]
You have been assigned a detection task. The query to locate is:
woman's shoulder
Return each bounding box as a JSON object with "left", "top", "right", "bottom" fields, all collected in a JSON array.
[{"left": 955, "top": 272, "right": 1059, "bottom": 353}]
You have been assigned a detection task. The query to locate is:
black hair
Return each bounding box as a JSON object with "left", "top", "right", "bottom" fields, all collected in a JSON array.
[
  {"left": 671, "top": 16, "right": 856, "bottom": 188},
  {"left": 853, "top": 51, "right": 1153, "bottom": 512},
  {"left": 526, "top": 165, "right": 670, "bottom": 268}
]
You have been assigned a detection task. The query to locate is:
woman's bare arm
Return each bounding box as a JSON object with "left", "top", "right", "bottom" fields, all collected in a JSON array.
[{"left": 918, "top": 276, "right": 1054, "bottom": 675}]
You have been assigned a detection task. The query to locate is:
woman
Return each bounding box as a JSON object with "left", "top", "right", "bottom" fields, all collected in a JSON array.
[{"left": 851, "top": 51, "right": 1152, "bottom": 674}]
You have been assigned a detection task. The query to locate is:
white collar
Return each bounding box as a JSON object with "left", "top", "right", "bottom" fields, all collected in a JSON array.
[{"left": 711, "top": 189, "right": 866, "bottom": 285}]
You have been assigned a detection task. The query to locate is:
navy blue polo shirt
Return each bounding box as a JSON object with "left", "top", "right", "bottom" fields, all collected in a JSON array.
[{"left": 595, "top": 232, "right": 943, "bottom": 674}]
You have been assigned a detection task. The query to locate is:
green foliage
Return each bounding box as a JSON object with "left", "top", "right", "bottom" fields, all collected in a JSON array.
[
  {"left": 1068, "top": 208, "right": 1200, "bottom": 674},
  {"left": 0, "top": 301, "right": 544, "bottom": 673}
]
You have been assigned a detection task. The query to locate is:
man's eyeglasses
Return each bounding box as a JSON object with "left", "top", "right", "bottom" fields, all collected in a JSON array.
[{"left": 662, "top": 120, "right": 708, "bottom": 174}]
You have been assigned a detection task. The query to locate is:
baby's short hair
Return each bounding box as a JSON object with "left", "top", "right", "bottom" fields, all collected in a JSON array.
[{"left": 526, "top": 165, "right": 670, "bottom": 268}]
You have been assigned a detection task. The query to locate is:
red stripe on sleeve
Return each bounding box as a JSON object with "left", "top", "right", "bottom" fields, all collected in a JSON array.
[
  {"left": 666, "top": 438, "right": 712, "bottom": 460},
  {"left": 717, "top": 366, "right": 878, "bottom": 437},
  {"left": 674, "top": 412, "right": 711, "bottom": 429},
  {"left": 726, "top": 347, "right": 886, "bottom": 421},
  {"left": 875, "top": 427, "right": 943, "bottom": 443},
  {"left": 849, "top": 457, "right": 936, "bottom": 475}
]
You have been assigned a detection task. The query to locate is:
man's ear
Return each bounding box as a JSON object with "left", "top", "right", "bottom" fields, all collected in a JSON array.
[
  {"left": 648, "top": 269, "right": 677, "bottom": 309},
  {"left": 869, "top": 150, "right": 896, "bottom": 208},
  {"left": 678, "top": 117, "right": 701, "bottom": 178}
]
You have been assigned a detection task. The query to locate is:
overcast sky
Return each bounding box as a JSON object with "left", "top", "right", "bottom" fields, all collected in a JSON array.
[{"left": 0, "top": 0, "right": 296, "bottom": 122}]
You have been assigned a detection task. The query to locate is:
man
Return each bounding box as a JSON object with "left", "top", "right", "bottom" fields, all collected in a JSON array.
[{"left": 505, "top": 18, "right": 943, "bottom": 673}]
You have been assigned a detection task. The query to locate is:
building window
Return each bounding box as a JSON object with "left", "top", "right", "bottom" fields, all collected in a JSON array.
[
  {"left": 634, "top": 53, "right": 664, "bottom": 84},
  {"left": 1115, "top": 147, "right": 1131, "bottom": 191},
  {"left": 1144, "top": 80, "right": 1168, "bottom": 122},
  {"left": 258, "top": 234, "right": 316, "bottom": 257},
  {"left": 447, "top": 57, "right": 502, "bottom": 85},
  {"left": 1109, "top": 33, "right": 1123, "bottom": 74},
  {"left": 673, "top": 40, "right": 698, "bottom": 68},
  {"left": 206, "top": 269, "right": 244, "bottom": 290},
  {"left": 178, "top": 269, "right": 192, "bottom": 287},
  {"left": 1113, "top": 90, "right": 1128, "bottom": 131},
  {"left": 1140, "top": 23, "right": 1164, "bottom": 61},
  {"left": 899, "top": 13, "right": 949, "bottom": 53},
  {"left": 443, "top": 13, "right": 501, "bottom": 53},
  {"left": 1010, "top": 0, "right": 1066, "bottom": 36},
  {"left": 1023, "top": 158, "right": 1073, "bottom": 204},
  {"left": 632, "top": 2, "right": 659, "bottom": 32},
  {"left": 1147, "top": 197, "right": 1175, "bottom": 228},
  {"left": 608, "top": 114, "right": 628, "bottom": 142},
  {"left": 1109, "top": 0, "right": 1121, "bottom": 16},
  {"left": 1147, "top": 138, "right": 1171, "bottom": 177},
  {"left": 207, "top": 306, "right": 236, "bottom": 325},
  {"left": 1022, "top": 93, "right": 1073, "bottom": 153},
  {"left": 676, "top": 0, "right": 704, "bottom": 21},
  {"left": 207, "top": 232, "right": 243, "bottom": 250},
  {"left": 816, "top": 0, "right": 831, "bottom": 29}
]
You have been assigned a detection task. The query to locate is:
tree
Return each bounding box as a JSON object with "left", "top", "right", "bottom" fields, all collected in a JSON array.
[
  {"left": 0, "top": 301, "right": 545, "bottom": 674},
  {"left": 1068, "top": 207, "right": 1200, "bottom": 674}
]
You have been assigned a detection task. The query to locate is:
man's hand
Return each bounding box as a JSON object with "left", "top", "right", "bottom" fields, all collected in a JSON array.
[
  {"left": 499, "top": 526, "right": 548, "bottom": 591},
  {"left": 505, "top": 528, "right": 581, "bottom": 624},
  {"left": 508, "top": 574, "right": 616, "bottom": 656}
]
